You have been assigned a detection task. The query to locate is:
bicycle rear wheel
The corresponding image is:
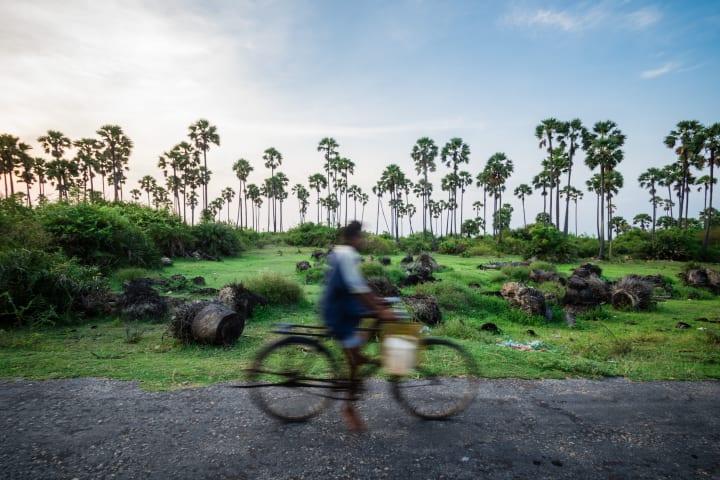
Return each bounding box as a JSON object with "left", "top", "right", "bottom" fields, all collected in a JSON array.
[
  {"left": 248, "top": 336, "right": 338, "bottom": 422},
  {"left": 391, "top": 337, "right": 478, "bottom": 420}
]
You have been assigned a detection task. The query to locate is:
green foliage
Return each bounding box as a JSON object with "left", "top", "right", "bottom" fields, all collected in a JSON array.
[
  {"left": 115, "top": 202, "right": 194, "bottom": 257},
  {"left": 496, "top": 235, "right": 526, "bottom": 255},
  {"left": 569, "top": 236, "right": 600, "bottom": 258},
  {"left": 529, "top": 261, "right": 557, "bottom": 272},
  {"left": 500, "top": 265, "right": 531, "bottom": 281},
  {"left": 359, "top": 234, "right": 397, "bottom": 255},
  {"left": 113, "top": 267, "right": 151, "bottom": 284},
  {"left": 462, "top": 240, "right": 499, "bottom": 257},
  {"left": 398, "top": 233, "right": 434, "bottom": 255},
  {"left": 301, "top": 266, "right": 327, "bottom": 284},
  {"left": 360, "top": 261, "right": 385, "bottom": 278},
  {"left": 284, "top": 222, "right": 338, "bottom": 248},
  {"left": 38, "top": 202, "right": 160, "bottom": 269},
  {"left": 191, "top": 221, "right": 244, "bottom": 257},
  {"left": 524, "top": 224, "right": 573, "bottom": 262},
  {"left": 0, "top": 248, "right": 107, "bottom": 326},
  {"left": 0, "top": 198, "right": 49, "bottom": 251},
  {"left": 438, "top": 237, "right": 471, "bottom": 254},
  {"left": 414, "top": 280, "right": 501, "bottom": 313},
  {"left": 643, "top": 228, "right": 702, "bottom": 261},
  {"left": 246, "top": 272, "right": 304, "bottom": 305}
]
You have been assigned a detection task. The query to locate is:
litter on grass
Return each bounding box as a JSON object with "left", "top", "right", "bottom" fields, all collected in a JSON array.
[{"left": 497, "top": 339, "right": 546, "bottom": 351}]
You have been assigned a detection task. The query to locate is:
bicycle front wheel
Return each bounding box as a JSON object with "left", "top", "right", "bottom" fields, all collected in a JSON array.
[
  {"left": 391, "top": 338, "right": 478, "bottom": 420},
  {"left": 248, "top": 336, "right": 338, "bottom": 422}
]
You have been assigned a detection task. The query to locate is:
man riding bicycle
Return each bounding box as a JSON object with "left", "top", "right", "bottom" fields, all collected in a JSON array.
[{"left": 320, "top": 221, "right": 395, "bottom": 431}]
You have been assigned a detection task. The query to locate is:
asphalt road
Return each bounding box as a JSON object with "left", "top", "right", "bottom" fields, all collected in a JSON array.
[{"left": 1, "top": 378, "right": 718, "bottom": 479}]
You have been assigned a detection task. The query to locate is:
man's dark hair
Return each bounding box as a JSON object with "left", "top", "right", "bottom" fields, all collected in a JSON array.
[{"left": 341, "top": 221, "right": 363, "bottom": 243}]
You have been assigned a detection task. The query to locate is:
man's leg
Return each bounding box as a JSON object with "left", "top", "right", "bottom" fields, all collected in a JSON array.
[{"left": 341, "top": 342, "right": 366, "bottom": 431}]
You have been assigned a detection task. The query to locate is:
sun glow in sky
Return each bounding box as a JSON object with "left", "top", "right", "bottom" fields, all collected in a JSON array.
[{"left": 2, "top": 0, "right": 719, "bottom": 233}]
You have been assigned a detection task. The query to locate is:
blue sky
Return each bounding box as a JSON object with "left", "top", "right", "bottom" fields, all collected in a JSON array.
[{"left": 1, "top": 0, "right": 719, "bottom": 232}]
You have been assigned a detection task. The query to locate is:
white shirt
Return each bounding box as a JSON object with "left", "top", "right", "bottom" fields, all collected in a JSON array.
[{"left": 331, "top": 245, "right": 371, "bottom": 294}]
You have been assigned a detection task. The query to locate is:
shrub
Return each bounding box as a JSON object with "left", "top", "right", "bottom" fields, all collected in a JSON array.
[
  {"left": 500, "top": 265, "right": 531, "bottom": 282},
  {"left": 113, "top": 267, "right": 151, "bottom": 284},
  {"left": 524, "top": 224, "right": 574, "bottom": 262},
  {"left": 0, "top": 198, "right": 49, "bottom": 251},
  {"left": 529, "top": 261, "right": 557, "bottom": 272},
  {"left": 642, "top": 228, "right": 701, "bottom": 261},
  {"left": 284, "top": 223, "right": 338, "bottom": 248},
  {"left": 360, "top": 261, "right": 385, "bottom": 278},
  {"left": 359, "top": 234, "right": 397, "bottom": 255},
  {"left": 38, "top": 202, "right": 160, "bottom": 269},
  {"left": 462, "top": 241, "right": 499, "bottom": 257},
  {"left": 438, "top": 237, "right": 471, "bottom": 255},
  {"left": 191, "top": 222, "right": 243, "bottom": 257},
  {"left": 399, "top": 233, "right": 434, "bottom": 255},
  {"left": 0, "top": 248, "right": 107, "bottom": 326},
  {"left": 301, "top": 267, "right": 327, "bottom": 285},
  {"left": 611, "top": 229, "right": 650, "bottom": 258},
  {"left": 246, "top": 272, "right": 304, "bottom": 305},
  {"left": 497, "top": 235, "right": 526, "bottom": 256},
  {"left": 413, "top": 280, "right": 499, "bottom": 312},
  {"left": 569, "top": 236, "right": 600, "bottom": 259},
  {"left": 114, "top": 202, "right": 194, "bottom": 257}
]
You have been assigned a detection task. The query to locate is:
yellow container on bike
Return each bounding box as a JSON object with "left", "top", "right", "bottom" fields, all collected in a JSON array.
[{"left": 381, "top": 321, "right": 422, "bottom": 376}]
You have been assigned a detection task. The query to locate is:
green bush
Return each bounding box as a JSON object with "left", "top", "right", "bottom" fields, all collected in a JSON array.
[
  {"left": 0, "top": 198, "right": 49, "bottom": 251},
  {"left": 497, "top": 235, "right": 526, "bottom": 256},
  {"left": 642, "top": 228, "right": 701, "bottom": 261},
  {"left": 113, "top": 267, "right": 151, "bottom": 284},
  {"left": 569, "top": 236, "right": 600, "bottom": 258},
  {"left": 116, "top": 203, "right": 194, "bottom": 257},
  {"left": 399, "top": 233, "right": 434, "bottom": 255},
  {"left": 301, "top": 266, "right": 328, "bottom": 284},
  {"left": 529, "top": 261, "right": 557, "bottom": 272},
  {"left": 360, "top": 261, "right": 385, "bottom": 278},
  {"left": 38, "top": 202, "right": 160, "bottom": 269},
  {"left": 191, "top": 222, "right": 244, "bottom": 257},
  {"left": 611, "top": 229, "right": 650, "bottom": 258},
  {"left": 246, "top": 272, "right": 304, "bottom": 305},
  {"left": 359, "top": 234, "right": 397, "bottom": 255},
  {"left": 284, "top": 223, "right": 338, "bottom": 248},
  {"left": 438, "top": 237, "right": 471, "bottom": 255},
  {"left": 462, "top": 240, "right": 499, "bottom": 257},
  {"left": 500, "top": 265, "right": 531, "bottom": 282},
  {"left": 0, "top": 248, "right": 107, "bottom": 326},
  {"left": 414, "top": 280, "right": 501, "bottom": 313},
  {"left": 524, "top": 224, "right": 574, "bottom": 262}
]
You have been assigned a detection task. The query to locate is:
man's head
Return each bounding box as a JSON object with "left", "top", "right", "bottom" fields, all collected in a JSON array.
[{"left": 341, "top": 221, "right": 364, "bottom": 249}]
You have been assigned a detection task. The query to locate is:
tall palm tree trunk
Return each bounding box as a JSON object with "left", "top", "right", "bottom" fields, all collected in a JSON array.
[
  {"left": 563, "top": 168, "right": 572, "bottom": 234},
  {"left": 703, "top": 154, "right": 715, "bottom": 250}
]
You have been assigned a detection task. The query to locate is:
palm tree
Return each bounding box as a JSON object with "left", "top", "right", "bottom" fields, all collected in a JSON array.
[
  {"left": 604, "top": 170, "right": 624, "bottom": 254},
  {"left": 513, "top": 184, "right": 532, "bottom": 227},
  {"left": 360, "top": 192, "right": 369, "bottom": 223},
  {"left": 633, "top": 213, "right": 652, "bottom": 231},
  {"left": 187, "top": 190, "right": 199, "bottom": 226},
  {"left": 411, "top": 137, "right": 438, "bottom": 233},
  {"left": 232, "top": 158, "right": 253, "bottom": 228},
  {"left": 457, "top": 171, "right": 472, "bottom": 230},
  {"left": 441, "top": 138, "right": 470, "bottom": 235},
  {"left": 380, "top": 164, "right": 408, "bottom": 241},
  {"left": 482, "top": 153, "right": 514, "bottom": 237},
  {"left": 372, "top": 182, "right": 388, "bottom": 234},
  {"left": 292, "top": 184, "right": 310, "bottom": 224},
  {"left": 664, "top": 121, "right": 704, "bottom": 228},
  {"left": 262, "top": 147, "right": 283, "bottom": 232},
  {"left": 701, "top": 123, "right": 720, "bottom": 250},
  {"left": 130, "top": 188, "right": 142, "bottom": 202},
  {"left": 73, "top": 138, "right": 100, "bottom": 201},
  {"left": 557, "top": 119, "right": 585, "bottom": 234},
  {"left": 582, "top": 120, "right": 626, "bottom": 259},
  {"left": 565, "top": 186, "right": 583, "bottom": 235},
  {"left": 475, "top": 170, "right": 489, "bottom": 235},
  {"left": 317, "top": 137, "right": 339, "bottom": 225},
  {"left": 246, "top": 183, "right": 261, "bottom": 231},
  {"left": 472, "top": 200, "right": 483, "bottom": 224},
  {"left": 188, "top": 119, "right": 219, "bottom": 211},
  {"left": 638, "top": 167, "right": 663, "bottom": 237},
  {"left": 96, "top": 125, "right": 132, "bottom": 202},
  {"left": 273, "top": 172, "right": 289, "bottom": 231},
  {"left": 14, "top": 153, "right": 35, "bottom": 206},
  {"left": 221, "top": 187, "right": 235, "bottom": 222},
  {"left": 139, "top": 175, "right": 157, "bottom": 207},
  {"left": 38, "top": 130, "right": 72, "bottom": 200},
  {"left": 308, "top": 173, "right": 327, "bottom": 224},
  {"left": 532, "top": 170, "right": 552, "bottom": 215},
  {"left": 1, "top": 135, "right": 33, "bottom": 199},
  {"left": 535, "top": 118, "right": 562, "bottom": 226},
  {"left": 33, "top": 157, "right": 47, "bottom": 199},
  {"left": 158, "top": 148, "right": 182, "bottom": 215}
]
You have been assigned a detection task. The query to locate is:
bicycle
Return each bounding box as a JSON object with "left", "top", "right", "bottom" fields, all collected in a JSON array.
[{"left": 239, "top": 298, "right": 479, "bottom": 422}]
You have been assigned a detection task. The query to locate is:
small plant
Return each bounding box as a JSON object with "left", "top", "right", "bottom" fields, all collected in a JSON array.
[
  {"left": 529, "top": 261, "right": 557, "bottom": 272},
  {"left": 124, "top": 323, "right": 146, "bottom": 344},
  {"left": 500, "top": 265, "right": 531, "bottom": 282},
  {"left": 114, "top": 268, "right": 150, "bottom": 284},
  {"left": 246, "top": 272, "right": 304, "bottom": 305},
  {"left": 302, "top": 267, "right": 327, "bottom": 285},
  {"left": 360, "top": 262, "right": 385, "bottom": 278}
]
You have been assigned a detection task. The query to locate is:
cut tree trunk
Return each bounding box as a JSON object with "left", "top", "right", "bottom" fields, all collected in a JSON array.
[{"left": 191, "top": 303, "right": 244, "bottom": 346}]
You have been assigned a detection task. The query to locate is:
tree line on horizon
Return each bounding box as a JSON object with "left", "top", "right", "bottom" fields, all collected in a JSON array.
[{"left": 0, "top": 118, "right": 718, "bottom": 259}]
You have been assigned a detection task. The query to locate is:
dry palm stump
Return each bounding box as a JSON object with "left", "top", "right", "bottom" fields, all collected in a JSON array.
[
  {"left": 404, "top": 252, "right": 439, "bottom": 285},
  {"left": 296, "top": 260, "right": 312, "bottom": 271},
  {"left": 403, "top": 294, "right": 442, "bottom": 325},
  {"left": 611, "top": 276, "right": 656, "bottom": 311},
  {"left": 117, "top": 279, "right": 169, "bottom": 321},
  {"left": 500, "top": 282, "right": 551, "bottom": 320},
  {"left": 680, "top": 266, "right": 720, "bottom": 294},
  {"left": 367, "top": 277, "right": 401, "bottom": 297},
  {"left": 562, "top": 263, "right": 610, "bottom": 325}
]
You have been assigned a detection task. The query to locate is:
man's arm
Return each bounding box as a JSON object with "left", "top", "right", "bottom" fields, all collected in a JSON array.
[{"left": 337, "top": 249, "right": 394, "bottom": 320}]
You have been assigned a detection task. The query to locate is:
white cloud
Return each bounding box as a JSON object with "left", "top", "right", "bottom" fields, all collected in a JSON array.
[
  {"left": 640, "top": 62, "right": 680, "bottom": 79},
  {"left": 502, "top": 3, "right": 661, "bottom": 32}
]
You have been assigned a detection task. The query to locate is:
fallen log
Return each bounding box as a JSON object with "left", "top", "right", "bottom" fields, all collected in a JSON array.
[
  {"left": 170, "top": 301, "right": 244, "bottom": 346},
  {"left": 611, "top": 276, "right": 655, "bottom": 311},
  {"left": 501, "top": 282, "right": 551, "bottom": 320}
]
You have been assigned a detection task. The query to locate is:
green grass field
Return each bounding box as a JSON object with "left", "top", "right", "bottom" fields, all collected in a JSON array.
[{"left": 1, "top": 247, "right": 719, "bottom": 390}]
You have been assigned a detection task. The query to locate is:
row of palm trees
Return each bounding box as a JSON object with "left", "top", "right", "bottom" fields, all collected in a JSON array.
[{"left": 1, "top": 118, "right": 717, "bottom": 257}]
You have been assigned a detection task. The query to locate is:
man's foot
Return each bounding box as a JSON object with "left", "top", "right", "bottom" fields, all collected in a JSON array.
[{"left": 342, "top": 405, "right": 367, "bottom": 432}]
